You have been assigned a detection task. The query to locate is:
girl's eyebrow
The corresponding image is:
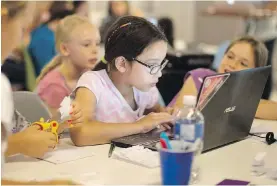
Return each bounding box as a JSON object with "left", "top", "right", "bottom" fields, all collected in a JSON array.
[
  {"left": 146, "top": 58, "right": 161, "bottom": 61},
  {"left": 80, "top": 38, "right": 101, "bottom": 43},
  {"left": 240, "top": 58, "right": 249, "bottom": 62},
  {"left": 228, "top": 51, "right": 249, "bottom": 62},
  {"left": 145, "top": 59, "right": 163, "bottom": 66},
  {"left": 81, "top": 39, "right": 92, "bottom": 42},
  {"left": 145, "top": 58, "right": 163, "bottom": 63},
  {"left": 227, "top": 51, "right": 234, "bottom": 55}
]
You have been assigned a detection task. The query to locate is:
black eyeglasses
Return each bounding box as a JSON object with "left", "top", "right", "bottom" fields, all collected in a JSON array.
[{"left": 132, "top": 58, "right": 169, "bottom": 75}]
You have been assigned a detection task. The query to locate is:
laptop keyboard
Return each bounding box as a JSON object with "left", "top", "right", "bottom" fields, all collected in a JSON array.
[{"left": 112, "top": 133, "right": 160, "bottom": 146}]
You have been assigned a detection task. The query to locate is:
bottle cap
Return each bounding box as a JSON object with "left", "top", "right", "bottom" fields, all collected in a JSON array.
[{"left": 183, "top": 95, "right": 197, "bottom": 107}]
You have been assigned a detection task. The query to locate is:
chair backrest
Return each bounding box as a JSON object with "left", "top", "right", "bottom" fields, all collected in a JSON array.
[{"left": 13, "top": 91, "right": 51, "bottom": 123}]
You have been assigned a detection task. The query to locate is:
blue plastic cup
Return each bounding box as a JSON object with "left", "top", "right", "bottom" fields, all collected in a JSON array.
[{"left": 157, "top": 140, "right": 194, "bottom": 185}]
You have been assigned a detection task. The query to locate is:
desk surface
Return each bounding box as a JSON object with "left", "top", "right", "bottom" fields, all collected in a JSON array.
[{"left": 3, "top": 119, "right": 277, "bottom": 185}]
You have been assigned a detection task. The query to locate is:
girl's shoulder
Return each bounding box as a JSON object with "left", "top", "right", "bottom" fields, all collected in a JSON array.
[
  {"left": 187, "top": 68, "right": 216, "bottom": 78},
  {"left": 37, "top": 69, "right": 69, "bottom": 94},
  {"left": 77, "top": 70, "right": 111, "bottom": 95},
  {"left": 38, "top": 69, "right": 64, "bottom": 86},
  {"left": 76, "top": 70, "right": 112, "bottom": 102},
  {"left": 184, "top": 68, "right": 216, "bottom": 92},
  {"left": 79, "top": 70, "right": 108, "bottom": 86}
]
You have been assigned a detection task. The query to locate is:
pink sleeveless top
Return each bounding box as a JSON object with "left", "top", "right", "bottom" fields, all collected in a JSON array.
[{"left": 37, "top": 69, "right": 72, "bottom": 109}]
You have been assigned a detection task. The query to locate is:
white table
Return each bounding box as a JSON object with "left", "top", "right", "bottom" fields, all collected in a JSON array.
[{"left": 3, "top": 119, "right": 277, "bottom": 185}]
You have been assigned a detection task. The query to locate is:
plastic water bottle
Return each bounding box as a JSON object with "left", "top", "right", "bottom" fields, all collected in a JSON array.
[{"left": 174, "top": 95, "right": 204, "bottom": 183}]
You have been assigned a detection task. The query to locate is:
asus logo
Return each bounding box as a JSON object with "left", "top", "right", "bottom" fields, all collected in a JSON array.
[{"left": 224, "top": 106, "right": 236, "bottom": 113}]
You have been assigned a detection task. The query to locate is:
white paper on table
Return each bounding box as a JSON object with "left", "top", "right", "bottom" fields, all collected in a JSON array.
[
  {"left": 112, "top": 145, "right": 160, "bottom": 168},
  {"left": 41, "top": 144, "right": 95, "bottom": 164},
  {"left": 59, "top": 96, "right": 72, "bottom": 122}
]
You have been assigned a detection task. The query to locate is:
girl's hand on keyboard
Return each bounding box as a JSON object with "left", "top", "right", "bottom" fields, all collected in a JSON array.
[
  {"left": 161, "top": 107, "right": 180, "bottom": 132},
  {"left": 160, "top": 107, "right": 180, "bottom": 118},
  {"left": 136, "top": 112, "right": 174, "bottom": 133},
  {"left": 157, "top": 107, "right": 180, "bottom": 132}
]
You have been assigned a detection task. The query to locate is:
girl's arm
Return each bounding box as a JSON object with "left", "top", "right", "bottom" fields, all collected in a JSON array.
[
  {"left": 69, "top": 88, "right": 173, "bottom": 146},
  {"left": 145, "top": 104, "right": 179, "bottom": 116},
  {"left": 144, "top": 104, "right": 163, "bottom": 114},
  {"left": 173, "top": 76, "right": 198, "bottom": 109},
  {"left": 174, "top": 76, "right": 277, "bottom": 120},
  {"left": 5, "top": 125, "right": 56, "bottom": 158},
  {"left": 256, "top": 99, "right": 277, "bottom": 120}
]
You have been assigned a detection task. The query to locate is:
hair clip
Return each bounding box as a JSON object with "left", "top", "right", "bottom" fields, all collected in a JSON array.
[
  {"left": 107, "top": 22, "right": 132, "bottom": 42},
  {"left": 119, "top": 22, "right": 131, "bottom": 28}
]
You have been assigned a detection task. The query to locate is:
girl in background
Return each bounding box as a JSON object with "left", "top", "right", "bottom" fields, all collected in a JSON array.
[
  {"left": 100, "top": 1, "right": 144, "bottom": 42},
  {"left": 1, "top": 3, "right": 83, "bottom": 160},
  {"left": 100, "top": 1, "right": 129, "bottom": 42},
  {"left": 1, "top": 1, "right": 76, "bottom": 185},
  {"left": 171, "top": 36, "right": 277, "bottom": 120},
  {"left": 28, "top": 1, "right": 73, "bottom": 75},
  {"left": 36, "top": 15, "right": 100, "bottom": 117}
]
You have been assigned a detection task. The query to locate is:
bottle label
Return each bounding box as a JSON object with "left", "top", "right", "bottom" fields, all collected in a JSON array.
[
  {"left": 180, "top": 124, "right": 195, "bottom": 141},
  {"left": 179, "top": 122, "right": 204, "bottom": 142}
]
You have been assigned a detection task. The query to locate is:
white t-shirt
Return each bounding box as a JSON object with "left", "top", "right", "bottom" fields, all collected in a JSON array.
[
  {"left": 1, "top": 74, "right": 14, "bottom": 131},
  {"left": 76, "top": 70, "right": 160, "bottom": 123},
  {"left": 1, "top": 74, "right": 30, "bottom": 169},
  {"left": 1, "top": 74, "right": 14, "bottom": 168}
]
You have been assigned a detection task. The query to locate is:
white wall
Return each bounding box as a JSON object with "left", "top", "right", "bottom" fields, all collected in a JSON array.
[
  {"left": 150, "top": 1, "right": 196, "bottom": 43},
  {"left": 88, "top": 1, "right": 196, "bottom": 43},
  {"left": 88, "top": 1, "right": 246, "bottom": 44},
  {"left": 194, "top": 1, "right": 245, "bottom": 45}
]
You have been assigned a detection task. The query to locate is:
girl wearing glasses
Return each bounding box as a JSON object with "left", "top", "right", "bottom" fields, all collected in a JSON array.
[{"left": 71, "top": 16, "right": 176, "bottom": 146}]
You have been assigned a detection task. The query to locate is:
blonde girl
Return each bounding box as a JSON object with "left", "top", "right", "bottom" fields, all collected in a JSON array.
[{"left": 36, "top": 15, "right": 100, "bottom": 117}]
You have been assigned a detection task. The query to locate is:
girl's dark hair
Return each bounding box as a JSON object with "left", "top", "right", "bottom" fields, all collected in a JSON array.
[
  {"left": 45, "top": 10, "right": 74, "bottom": 24},
  {"left": 45, "top": 1, "right": 73, "bottom": 24},
  {"left": 49, "top": 1, "right": 70, "bottom": 15},
  {"left": 158, "top": 17, "right": 174, "bottom": 48},
  {"left": 225, "top": 36, "right": 268, "bottom": 67},
  {"left": 73, "top": 1, "right": 86, "bottom": 11},
  {"left": 104, "top": 16, "right": 168, "bottom": 67},
  {"left": 108, "top": 1, "right": 129, "bottom": 17}
]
